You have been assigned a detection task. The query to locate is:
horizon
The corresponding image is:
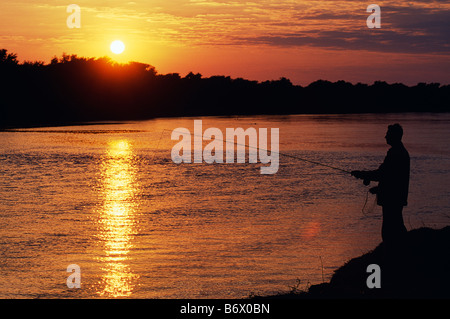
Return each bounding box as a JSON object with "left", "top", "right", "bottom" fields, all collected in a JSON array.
[{"left": 1, "top": 1, "right": 449, "bottom": 86}]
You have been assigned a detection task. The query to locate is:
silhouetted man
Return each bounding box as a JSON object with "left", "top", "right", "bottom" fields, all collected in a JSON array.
[{"left": 351, "top": 124, "right": 410, "bottom": 243}]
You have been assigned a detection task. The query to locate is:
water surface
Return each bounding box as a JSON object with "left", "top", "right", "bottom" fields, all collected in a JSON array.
[{"left": 1, "top": 113, "right": 449, "bottom": 298}]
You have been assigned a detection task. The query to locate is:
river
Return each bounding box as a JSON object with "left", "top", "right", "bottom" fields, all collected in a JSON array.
[{"left": 0, "top": 113, "right": 449, "bottom": 298}]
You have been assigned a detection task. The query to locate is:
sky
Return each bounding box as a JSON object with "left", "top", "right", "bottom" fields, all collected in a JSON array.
[{"left": 0, "top": 0, "right": 449, "bottom": 85}]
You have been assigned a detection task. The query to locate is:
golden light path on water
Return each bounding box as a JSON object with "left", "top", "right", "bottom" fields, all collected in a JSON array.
[{"left": 97, "top": 140, "right": 139, "bottom": 297}]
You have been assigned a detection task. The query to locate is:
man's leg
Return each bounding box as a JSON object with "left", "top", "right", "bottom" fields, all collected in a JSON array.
[
  {"left": 381, "top": 205, "right": 408, "bottom": 294},
  {"left": 382, "top": 205, "right": 407, "bottom": 243}
]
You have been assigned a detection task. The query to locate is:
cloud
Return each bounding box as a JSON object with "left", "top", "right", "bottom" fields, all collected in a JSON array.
[
  {"left": 230, "top": 4, "right": 450, "bottom": 54},
  {"left": 2, "top": 0, "right": 448, "bottom": 54},
  {"left": 234, "top": 30, "right": 450, "bottom": 54}
]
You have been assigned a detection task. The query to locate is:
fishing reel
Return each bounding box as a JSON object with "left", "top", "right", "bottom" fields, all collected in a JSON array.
[{"left": 363, "top": 178, "right": 378, "bottom": 195}]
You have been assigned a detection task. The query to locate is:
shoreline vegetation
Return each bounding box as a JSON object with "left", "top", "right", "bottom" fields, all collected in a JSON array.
[
  {"left": 256, "top": 226, "right": 450, "bottom": 299},
  {"left": 1, "top": 49, "right": 450, "bottom": 129}
]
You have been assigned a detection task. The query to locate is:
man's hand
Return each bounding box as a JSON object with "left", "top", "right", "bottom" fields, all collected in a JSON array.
[
  {"left": 352, "top": 171, "right": 371, "bottom": 185},
  {"left": 351, "top": 170, "right": 363, "bottom": 179}
]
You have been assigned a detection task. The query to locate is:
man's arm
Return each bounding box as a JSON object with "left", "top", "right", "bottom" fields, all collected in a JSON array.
[
  {"left": 351, "top": 152, "right": 389, "bottom": 181},
  {"left": 351, "top": 168, "right": 381, "bottom": 181}
]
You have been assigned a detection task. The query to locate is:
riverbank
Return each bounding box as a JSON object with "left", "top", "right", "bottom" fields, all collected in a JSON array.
[{"left": 258, "top": 226, "right": 450, "bottom": 299}]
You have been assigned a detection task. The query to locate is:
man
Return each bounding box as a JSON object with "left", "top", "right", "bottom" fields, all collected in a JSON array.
[{"left": 352, "top": 123, "right": 410, "bottom": 243}]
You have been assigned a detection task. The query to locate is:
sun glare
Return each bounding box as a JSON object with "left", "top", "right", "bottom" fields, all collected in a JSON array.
[{"left": 110, "top": 40, "right": 125, "bottom": 54}]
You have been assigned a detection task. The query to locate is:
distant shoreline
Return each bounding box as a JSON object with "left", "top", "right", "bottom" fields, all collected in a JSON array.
[
  {"left": 1, "top": 50, "right": 449, "bottom": 130},
  {"left": 2, "top": 111, "right": 450, "bottom": 132}
]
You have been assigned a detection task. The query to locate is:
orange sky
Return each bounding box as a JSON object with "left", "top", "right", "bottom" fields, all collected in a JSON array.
[{"left": 1, "top": 0, "right": 449, "bottom": 85}]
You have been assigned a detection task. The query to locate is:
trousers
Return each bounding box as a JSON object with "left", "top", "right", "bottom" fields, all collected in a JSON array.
[{"left": 381, "top": 205, "right": 407, "bottom": 243}]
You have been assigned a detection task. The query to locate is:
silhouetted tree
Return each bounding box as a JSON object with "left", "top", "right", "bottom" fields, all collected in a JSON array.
[
  {"left": 0, "top": 49, "right": 19, "bottom": 65},
  {"left": 0, "top": 48, "right": 449, "bottom": 129}
]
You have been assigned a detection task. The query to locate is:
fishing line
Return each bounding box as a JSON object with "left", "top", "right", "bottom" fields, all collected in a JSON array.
[
  {"left": 361, "top": 189, "right": 378, "bottom": 216},
  {"left": 157, "top": 128, "right": 374, "bottom": 215},
  {"left": 150, "top": 129, "right": 166, "bottom": 163},
  {"left": 163, "top": 128, "right": 352, "bottom": 174}
]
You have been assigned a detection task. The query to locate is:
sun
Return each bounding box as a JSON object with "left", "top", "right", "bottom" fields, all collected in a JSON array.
[{"left": 110, "top": 40, "right": 125, "bottom": 54}]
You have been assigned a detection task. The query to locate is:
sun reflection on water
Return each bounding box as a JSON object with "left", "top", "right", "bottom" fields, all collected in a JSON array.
[{"left": 97, "top": 140, "right": 139, "bottom": 297}]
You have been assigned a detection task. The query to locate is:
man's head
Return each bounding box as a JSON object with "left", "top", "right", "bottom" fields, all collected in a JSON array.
[{"left": 385, "top": 123, "right": 403, "bottom": 146}]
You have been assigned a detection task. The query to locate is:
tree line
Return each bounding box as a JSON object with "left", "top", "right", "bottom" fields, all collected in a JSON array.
[{"left": 1, "top": 49, "right": 449, "bottom": 128}]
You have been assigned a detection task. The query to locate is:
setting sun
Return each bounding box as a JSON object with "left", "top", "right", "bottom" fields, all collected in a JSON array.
[{"left": 110, "top": 40, "right": 125, "bottom": 55}]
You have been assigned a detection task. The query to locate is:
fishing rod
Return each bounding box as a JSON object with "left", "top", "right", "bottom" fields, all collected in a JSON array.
[
  {"left": 158, "top": 128, "right": 375, "bottom": 215},
  {"left": 159, "top": 128, "right": 352, "bottom": 175},
  {"left": 269, "top": 149, "right": 351, "bottom": 174}
]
